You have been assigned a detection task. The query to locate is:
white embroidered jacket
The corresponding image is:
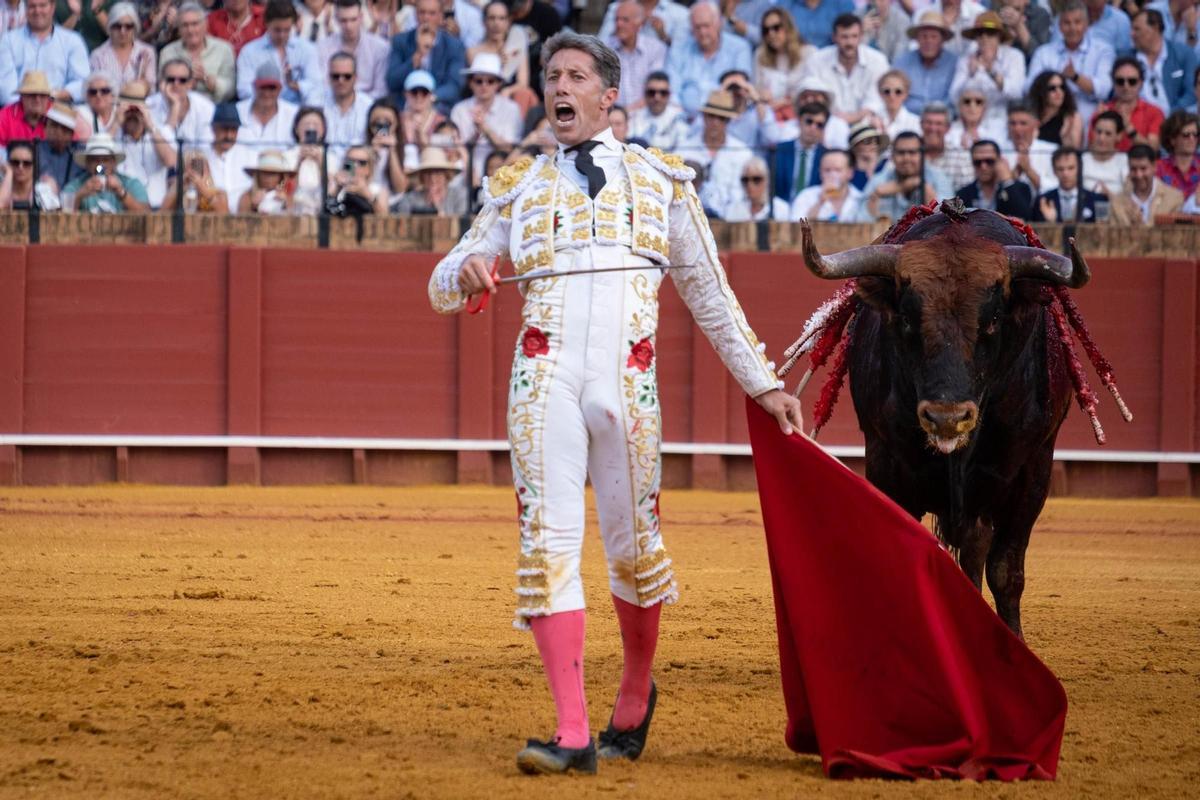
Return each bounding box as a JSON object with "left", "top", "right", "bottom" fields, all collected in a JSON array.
[{"left": 427, "top": 143, "right": 782, "bottom": 398}]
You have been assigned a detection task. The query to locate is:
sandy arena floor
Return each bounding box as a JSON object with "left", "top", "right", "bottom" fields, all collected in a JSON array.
[{"left": 0, "top": 485, "right": 1197, "bottom": 799}]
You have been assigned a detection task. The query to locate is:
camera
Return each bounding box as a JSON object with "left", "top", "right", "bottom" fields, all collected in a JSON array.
[
  {"left": 374, "top": 122, "right": 391, "bottom": 136},
  {"left": 303, "top": 129, "right": 319, "bottom": 144},
  {"left": 94, "top": 164, "right": 107, "bottom": 176}
]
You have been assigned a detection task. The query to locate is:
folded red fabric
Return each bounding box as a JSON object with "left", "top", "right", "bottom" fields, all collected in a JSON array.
[{"left": 745, "top": 398, "right": 1067, "bottom": 781}]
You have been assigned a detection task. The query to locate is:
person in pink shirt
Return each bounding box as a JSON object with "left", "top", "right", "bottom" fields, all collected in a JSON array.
[{"left": 0, "top": 69, "right": 50, "bottom": 146}]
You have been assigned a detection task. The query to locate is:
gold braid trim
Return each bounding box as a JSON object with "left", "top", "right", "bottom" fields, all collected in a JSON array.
[
  {"left": 635, "top": 547, "right": 678, "bottom": 607},
  {"left": 513, "top": 550, "right": 551, "bottom": 629}
]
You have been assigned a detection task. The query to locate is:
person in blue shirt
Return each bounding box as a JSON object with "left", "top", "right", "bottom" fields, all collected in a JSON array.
[
  {"left": 781, "top": 0, "right": 854, "bottom": 48},
  {"left": 665, "top": 1, "right": 752, "bottom": 119},
  {"left": 386, "top": 0, "right": 467, "bottom": 113},
  {"left": 0, "top": 0, "right": 89, "bottom": 105},
  {"left": 893, "top": 11, "right": 959, "bottom": 115},
  {"left": 235, "top": 0, "right": 324, "bottom": 106}
]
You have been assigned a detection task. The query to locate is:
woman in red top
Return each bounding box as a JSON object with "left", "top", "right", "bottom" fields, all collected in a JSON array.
[{"left": 1156, "top": 110, "right": 1200, "bottom": 199}]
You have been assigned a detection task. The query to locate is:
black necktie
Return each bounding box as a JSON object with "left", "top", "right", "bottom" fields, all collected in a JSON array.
[{"left": 569, "top": 140, "right": 605, "bottom": 199}]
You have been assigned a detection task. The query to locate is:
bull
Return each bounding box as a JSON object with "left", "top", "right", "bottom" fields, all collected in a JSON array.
[{"left": 798, "top": 206, "right": 1090, "bottom": 639}]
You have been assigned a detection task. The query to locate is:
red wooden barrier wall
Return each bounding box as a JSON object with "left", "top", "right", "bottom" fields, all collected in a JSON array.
[{"left": 0, "top": 245, "right": 1195, "bottom": 495}]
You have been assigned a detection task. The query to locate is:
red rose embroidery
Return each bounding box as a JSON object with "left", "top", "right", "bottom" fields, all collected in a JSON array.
[
  {"left": 521, "top": 327, "right": 550, "bottom": 358},
  {"left": 627, "top": 337, "right": 654, "bottom": 371}
]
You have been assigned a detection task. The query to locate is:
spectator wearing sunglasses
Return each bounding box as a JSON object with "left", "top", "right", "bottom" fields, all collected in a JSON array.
[
  {"left": 753, "top": 7, "right": 813, "bottom": 113},
  {"left": 1025, "top": 0, "right": 1114, "bottom": 126},
  {"left": 323, "top": 52, "right": 373, "bottom": 163},
  {"left": 1, "top": 139, "right": 62, "bottom": 210},
  {"left": 628, "top": 71, "right": 689, "bottom": 152},
  {"left": 1126, "top": 9, "right": 1196, "bottom": 116},
  {"left": 955, "top": 138, "right": 1033, "bottom": 218},
  {"left": 450, "top": 52, "right": 519, "bottom": 184},
  {"left": 1093, "top": 56, "right": 1163, "bottom": 151},
  {"left": 0, "top": 0, "right": 88, "bottom": 105},
  {"left": 148, "top": 58, "right": 217, "bottom": 149},
  {"left": 948, "top": 89, "right": 1001, "bottom": 152},
  {"left": 772, "top": 100, "right": 827, "bottom": 203},
  {"left": 318, "top": 0, "right": 389, "bottom": 100},
  {"left": 84, "top": 72, "right": 119, "bottom": 136},
  {"left": 1030, "top": 70, "right": 1083, "bottom": 149},
  {"left": 159, "top": 2, "right": 237, "bottom": 103},
  {"left": 876, "top": 70, "right": 920, "bottom": 142},
  {"left": 89, "top": 3, "right": 158, "bottom": 93},
  {"left": 606, "top": 0, "right": 666, "bottom": 107},
  {"left": 723, "top": 155, "right": 788, "bottom": 221},
  {"left": 1156, "top": 109, "right": 1200, "bottom": 198}
]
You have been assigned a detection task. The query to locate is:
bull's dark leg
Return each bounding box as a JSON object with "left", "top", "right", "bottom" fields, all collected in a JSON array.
[
  {"left": 955, "top": 519, "right": 992, "bottom": 592},
  {"left": 986, "top": 450, "right": 1054, "bottom": 639}
]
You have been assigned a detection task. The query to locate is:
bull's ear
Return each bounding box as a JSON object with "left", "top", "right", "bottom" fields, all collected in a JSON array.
[{"left": 854, "top": 276, "right": 897, "bottom": 312}]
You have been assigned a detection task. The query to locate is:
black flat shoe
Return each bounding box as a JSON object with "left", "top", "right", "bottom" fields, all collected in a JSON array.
[
  {"left": 515, "top": 737, "right": 598, "bottom": 775},
  {"left": 597, "top": 680, "right": 657, "bottom": 761}
]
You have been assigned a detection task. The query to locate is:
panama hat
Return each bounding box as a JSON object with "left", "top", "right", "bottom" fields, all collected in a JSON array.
[
  {"left": 73, "top": 133, "right": 126, "bottom": 167},
  {"left": 45, "top": 100, "right": 77, "bottom": 130},
  {"left": 700, "top": 89, "right": 739, "bottom": 120},
  {"left": 17, "top": 70, "right": 51, "bottom": 96},
  {"left": 410, "top": 146, "right": 463, "bottom": 175},
  {"left": 462, "top": 52, "right": 504, "bottom": 80},
  {"left": 118, "top": 79, "right": 151, "bottom": 116},
  {"left": 906, "top": 10, "right": 953, "bottom": 39},
  {"left": 964, "top": 11, "right": 1014, "bottom": 42},
  {"left": 243, "top": 149, "right": 296, "bottom": 177},
  {"left": 848, "top": 120, "right": 889, "bottom": 151}
]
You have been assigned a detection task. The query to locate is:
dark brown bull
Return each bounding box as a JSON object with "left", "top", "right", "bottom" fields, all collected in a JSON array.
[{"left": 800, "top": 207, "right": 1090, "bottom": 639}]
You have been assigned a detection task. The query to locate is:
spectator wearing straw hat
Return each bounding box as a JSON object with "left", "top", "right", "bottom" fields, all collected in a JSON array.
[
  {"left": 148, "top": 58, "right": 216, "bottom": 150},
  {"left": 237, "top": 147, "right": 295, "bottom": 213},
  {"left": 116, "top": 79, "right": 178, "bottom": 208},
  {"left": 950, "top": 11, "right": 1026, "bottom": 130},
  {"left": 35, "top": 99, "right": 83, "bottom": 190},
  {"left": 450, "top": 51, "right": 520, "bottom": 183},
  {"left": 0, "top": 0, "right": 88, "bottom": 104},
  {"left": 0, "top": 69, "right": 50, "bottom": 145},
  {"left": 393, "top": 145, "right": 468, "bottom": 214},
  {"left": 893, "top": 11, "right": 958, "bottom": 116},
  {"left": 204, "top": 101, "right": 255, "bottom": 209},
  {"left": 61, "top": 132, "right": 150, "bottom": 212},
  {"left": 160, "top": 2, "right": 237, "bottom": 103},
  {"left": 684, "top": 88, "right": 753, "bottom": 218},
  {"left": 235, "top": 0, "right": 323, "bottom": 107},
  {"left": 88, "top": 3, "right": 158, "bottom": 93},
  {"left": 846, "top": 119, "right": 888, "bottom": 190},
  {"left": 236, "top": 61, "right": 300, "bottom": 150}
]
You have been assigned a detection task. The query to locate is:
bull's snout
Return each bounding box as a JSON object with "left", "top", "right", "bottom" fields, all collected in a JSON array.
[{"left": 917, "top": 401, "right": 979, "bottom": 454}]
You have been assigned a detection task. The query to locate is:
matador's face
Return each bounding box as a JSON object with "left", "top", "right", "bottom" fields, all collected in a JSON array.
[{"left": 543, "top": 48, "right": 618, "bottom": 148}]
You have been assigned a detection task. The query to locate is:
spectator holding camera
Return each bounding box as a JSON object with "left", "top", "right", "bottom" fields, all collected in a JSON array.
[
  {"left": 332, "top": 143, "right": 388, "bottom": 214},
  {"left": 160, "top": 2, "right": 237, "bottom": 103},
  {"left": 236, "top": 0, "right": 323, "bottom": 107},
  {"left": 289, "top": 106, "right": 335, "bottom": 214},
  {"left": 237, "top": 148, "right": 294, "bottom": 214},
  {"left": 365, "top": 97, "right": 408, "bottom": 199},
  {"left": 162, "top": 148, "right": 231, "bottom": 213},
  {"left": 89, "top": 3, "right": 158, "bottom": 93},
  {"left": 62, "top": 133, "right": 150, "bottom": 213},
  {"left": 115, "top": 80, "right": 177, "bottom": 208}
]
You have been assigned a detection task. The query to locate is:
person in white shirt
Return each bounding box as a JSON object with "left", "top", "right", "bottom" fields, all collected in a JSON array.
[
  {"left": 949, "top": 10, "right": 1026, "bottom": 129},
  {"left": 318, "top": 0, "right": 389, "bottom": 99},
  {"left": 322, "top": 51, "right": 373, "bottom": 161},
  {"left": 723, "top": 155, "right": 789, "bottom": 220},
  {"left": 204, "top": 102, "right": 255, "bottom": 208},
  {"left": 1000, "top": 99, "right": 1058, "bottom": 192},
  {"left": 1025, "top": 0, "right": 1115, "bottom": 126},
  {"left": 877, "top": 70, "right": 922, "bottom": 141},
  {"left": 627, "top": 70, "right": 690, "bottom": 152},
  {"left": 450, "top": 51, "right": 521, "bottom": 183},
  {"left": 598, "top": 0, "right": 691, "bottom": 48},
  {"left": 799, "top": 13, "right": 888, "bottom": 127},
  {"left": 236, "top": 61, "right": 299, "bottom": 151},
  {"left": 1081, "top": 110, "right": 1128, "bottom": 195},
  {"left": 789, "top": 148, "right": 865, "bottom": 222},
  {"left": 683, "top": 88, "right": 753, "bottom": 217},
  {"left": 920, "top": 101, "right": 974, "bottom": 191},
  {"left": 147, "top": 57, "right": 216, "bottom": 148},
  {"left": 115, "top": 79, "right": 177, "bottom": 208}
]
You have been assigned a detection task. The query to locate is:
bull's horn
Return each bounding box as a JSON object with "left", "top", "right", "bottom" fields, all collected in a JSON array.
[
  {"left": 800, "top": 219, "right": 900, "bottom": 280},
  {"left": 1005, "top": 238, "right": 1090, "bottom": 288}
]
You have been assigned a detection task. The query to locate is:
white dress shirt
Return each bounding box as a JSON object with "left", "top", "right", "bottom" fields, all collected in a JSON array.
[
  {"left": 788, "top": 184, "right": 866, "bottom": 222},
  {"left": 120, "top": 127, "right": 176, "bottom": 208},
  {"left": 948, "top": 43, "right": 1026, "bottom": 126},
  {"left": 147, "top": 91, "right": 216, "bottom": 148},
  {"left": 450, "top": 93, "right": 522, "bottom": 183},
  {"left": 1135, "top": 48, "right": 1172, "bottom": 115},
  {"left": 1082, "top": 151, "right": 1128, "bottom": 194},
  {"left": 799, "top": 44, "right": 888, "bottom": 117},
  {"left": 1025, "top": 33, "right": 1115, "bottom": 125},
  {"left": 323, "top": 90, "right": 374, "bottom": 161},
  {"left": 556, "top": 126, "right": 624, "bottom": 197},
  {"left": 205, "top": 141, "right": 256, "bottom": 209},
  {"left": 629, "top": 104, "right": 691, "bottom": 153},
  {"left": 236, "top": 97, "right": 299, "bottom": 151}
]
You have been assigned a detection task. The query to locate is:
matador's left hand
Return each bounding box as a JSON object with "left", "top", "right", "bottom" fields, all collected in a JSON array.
[{"left": 755, "top": 389, "right": 804, "bottom": 436}]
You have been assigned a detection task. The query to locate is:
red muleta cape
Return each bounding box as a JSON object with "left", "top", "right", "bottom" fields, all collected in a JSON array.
[{"left": 745, "top": 398, "right": 1067, "bottom": 781}]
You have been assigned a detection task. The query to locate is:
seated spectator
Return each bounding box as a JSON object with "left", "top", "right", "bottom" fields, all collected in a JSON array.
[
  {"left": 474, "top": 2, "right": 537, "bottom": 112},
  {"left": 323, "top": 52, "right": 374, "bottom": 162},
  {"left": 116, "top": 80, "right": 177, "bottom": 208},
  {"left": 877, "top": 70, "right": 921, "bottom": 141},
  {"left": 237, "top": 62, "right": 300, "bottom": 151},
  {"left": 1, "top": 140, "right": 60, "bottom": 210},
  {"left": 319, "top": 0, "right": 389, "bottom": 100},
  {"left": 438, "top": 0, "right": 485, "bottom": 51},
  {"left": 392, "top": 145, "right": 467, "bottom": 215},
  {"left": 724, "top": 155, "right": 789, "bottom": 221},
  {"left": 399, "top": 70, "right": 445, "bottom": 162},
  {"left": 61, "top": 133, "right": 150, "bottom": 213},
  {"left": 366, "top": 98, "right": 408, "bottom": 200},
  {"left": 330, "top": 144, "right": 389, "bottom": 214},
  {"left": 1083, "top": 111, "right": 1129, "bottom": 195},
  {"left": 918, "top": 103, "right": 971, "bottom": 193},
  {"left": 752, "top": 6, "right": 813, "bottom": 114},
  {"left": 938, "top": 0, "right": 988, "bottom": 55},
  {"left": 628, "top": 71, "right": 690, "bottom": 153},
  {"left": 53, "top": 0, "right": 105, "bottom": 51},
  {"left": 89, "top": 3, "right": 158, "bottom": 93},
  {"left": 431, "top": 120, "right": 469, "bottom": 197},
  {"left": 771, "top": 100, "right": 827, "bottom": 203},
  {"left": 207, "top": 0, "right": 265, "bottom": 57},
  {"left": 204, "top": 102, "right": 255, "bottom": 209},
  {"left": 948, "top": 89, "right": 998, "bottom": 155},
  {"left": 36, "top": 101, "right": 84, "bottom": 191},
  {"left": 686, "top": 89, "right": 753, "bottom": 218},
  {"left": 893, "top": 11, "right": 958, "bottom": 115},
  {"left": 1001, "top": 100, "right": 1058, "bottom": 193},
  {"left": 297, "top": 0, "right": 336, "bottom": 41},
  {"left": 1127, "top": 9, "right": 1196, "bottom": 116},
  {"left": 862, "top": 0, "right": 912, "bottom": 64},
  {"left": 0, "top": 70, "right": 49, "bottom": 146},
  {"left": 0, "top": 0, "right": 88, "bottom": 105},
  {"left": 997, "top": 0, "right": 1052, "bottom": 61},
  {"left": 516, "top": 115, "right": 556, "bottom": 158},
  {"left": 1111, "top": 142, "right": 1185, "bottom": 222},
  {"left": 84, "top": 73, "right": 119, "bottom": 136},
  {"left": 787, "top": 148, "right": 864, "bottom": 222},
  {"left": 1032, "top": 147, "right": 1108, "bottom": 221},
  {"left": 1156, "top": 109, "right": 1200, "bottom": 198},
  {"left": 289, "top": 106, "right": 335, "bottom": 215},
  {"left": 236, "top": 0, "right": 323, "bottom": 107},
  {"left": 608, "top": 104, "right": 629, "bottom": 142},
  {"left": 847, "top": 120, "right": 887, "bottom": 190},
  {"left": 1188, "top": 66, "right": 1200, "bottom": 114},
  {"left": 161, "top": 148, "right": 231, "bottom": 213},
  {"left": 160, "top": 2, "right": 237, "bottom": 104},
  {"left": 605, "top": 0, "right": 664, "bottom": 108},
  {"left": 1026, "top": 1, "right": 1114, "bottom": 125},
  {"left": 237, "top": 149, "right": 295, "bottom": 214},
  {"left": 1077, "top": 0, "right": 1132, "bottom": 54},
  {"left": 861, "top": 132, "right": 951, "bottom": 221},
  {"left": 367, "top": 0, "right": 404, "bottom": 40},
  {"left": 719, "top": 69, "right": 769, "bottom": 147},
  {"left": 148, "top": 58, "right": 217, "bottom": 149},
  {"left": 951, "top": 11, "right": 1026, "bottom": 130},
  {"left": 800, "top": 13, "right": 886, "bottom": 127},
  {"left": 1030, "top": 70, "right": 1083, "bottom": 148},
  {"left": 779, "top": 0, "right": 853, "bottom": 49},
  {"left": 720, "top": 0, "right": 773, "bottom": 47},
  {"left": 955, "top": 138, "right": 1034, "bottom": 217},
  {"left": 386, "top": 0, "right": 466, "bottom": 115},
  {"left": 451, "top": 52, "right": 520, "bottom": 184},
  {"left": 1095, "top": 56, "right": 1164, "bottom": 151},
  {"left": 597, "top": 0, "right": 685, "bottom": 50},
  {"left": 667, "top": 1, "right": 753, "bottom": 119}
]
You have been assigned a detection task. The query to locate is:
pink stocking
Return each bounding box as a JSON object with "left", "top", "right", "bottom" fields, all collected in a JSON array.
[
  {"left": 530, "top": 610, "right": 590, "bottom": 748},
  {"left": 611, "top": 594, "right": 661, "bottom": 730}
]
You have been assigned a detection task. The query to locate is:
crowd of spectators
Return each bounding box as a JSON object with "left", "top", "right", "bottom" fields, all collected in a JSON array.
[{"left": 0, "top": 0, "right": 1198, "bottom": 225}]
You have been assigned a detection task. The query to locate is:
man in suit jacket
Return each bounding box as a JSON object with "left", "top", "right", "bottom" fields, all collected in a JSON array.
[
  {"left": 386, "top": 0, "right": 466, "bottom": 113},
  {"left": 955, "top": 139, "right": 1034, "bottom": 218},
  {"left": 773, "top": 101, "right": 828, "bottom": 203},
  {"left": 1110, "top": 142, "right": 1186, "bottom": 223},
  {"left": 1031, "top": 147, "right": 1109, "bottom": 221},
  {"left": 1125, "top": 9, "right": 1197, "bottom": 114}
]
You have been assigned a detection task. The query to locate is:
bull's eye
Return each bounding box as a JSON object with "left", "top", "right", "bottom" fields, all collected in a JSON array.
[{"left": 984, "top": 313, "right": 1001, "bottom": 337}]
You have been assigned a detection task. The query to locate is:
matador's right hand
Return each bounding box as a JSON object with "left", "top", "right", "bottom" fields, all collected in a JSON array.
[{"left": 459, "top": 255, "right": 498, "bottom": 296}]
